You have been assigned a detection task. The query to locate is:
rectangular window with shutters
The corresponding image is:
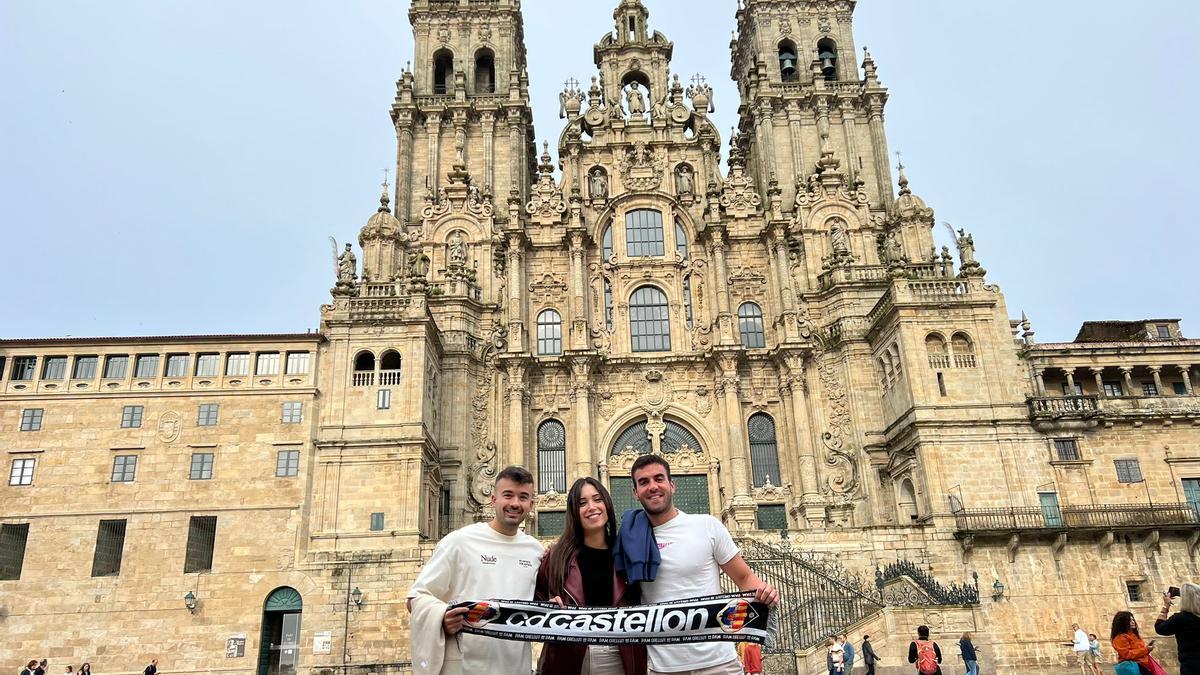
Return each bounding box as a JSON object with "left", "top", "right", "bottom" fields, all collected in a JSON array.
[
  {"left": 111, "top": 455, "right": 137, "bottom": 482},
  {"left": 165, "top": 354, "right": 190, "bottom": 378},
  {"left": 756, "top": 504, "right": 788, "bottom": 531},
  {"left": 256, "top": 352, "right": 280, "bottom": 375},
  {"left": 225, "top": 353, "right": 250, "bottom": 376},
  {"left": 195, "top": 354, "right": 220, "bottom": 377},
  {"left": 286, "top": 352, "right": 311, "bottom": 375},
  {"left": 103, "top": 355, "right": 130, "bottom": 379},
  {"left": 197, "top": 404, "right": 219, "bottom": 426},
  {"left": 134, "top": 354, "right": 160, "bottom": 378},
  {"left": 10, "top": 356, "right": 37, "bottom": 381},
  {"left": 1143, "top": 382, "right": 1159, "bottom": 396},
  {"left": 537, "top": 512, "right": 565, "bottom": 538},
  {"left": 1103, "top": 381, "right": 1124, "bottom": 397},
  {"left": 1061, "top": 382, "right": 1084, "bottom": 396},
  {"left": 1127, "top": 581, "right": 1144, "bottom": 602},
  {"left": 42, "top": 356, "right": 68, "bottom": 380},
  {"left": 1053, "top": 439, "right": 1081, "bottom": 461},
  {"left": 121, "top": 405, "right": 143, "bottom": 429},
  {"left": 1116, "top": 459, "right": 1143, "bottom": 484},
  {"left": 282, "top": 402, "right": 303, "bottom": 424},
  {"left": 0, "top": 523, "right": 31, "bottom": 580},
  {"left": 189, "top": 453, "right": 214, "bottom": 480},
  {"left": 10, "top": 458, "right": 35, "bottom": 486},
  {"left": 73, "top": 356, "right": 98, "bottom": 379},
  {"left": 370, "top": 512, "right": 385, "bottom": 531},
  {"left": 184, "top": 516, "right": 217, "bottom": 573},
  {"left": 377, "top": 389, "right": 391, "bottom": 410},
  {"left": 276, "top": 450, "right": 300, "bottom": 477},
  {"left": 91, "top": 519, "right": 127, "bottom": 577},
  {"left": 20, "top": 408, "right": 43, "bottom": 431}
]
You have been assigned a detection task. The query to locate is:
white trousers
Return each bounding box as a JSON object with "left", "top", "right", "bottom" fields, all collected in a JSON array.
[{"left": 582, "top": 645, "right": 624, "bottom": 675}]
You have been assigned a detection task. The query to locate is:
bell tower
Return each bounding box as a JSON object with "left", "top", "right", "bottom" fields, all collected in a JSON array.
[
  {"left": 730, "top": 0, "right": 893, "bottom": 212},
  {"left": 391, "top": 0, "right": 537, "bottom": 227}
]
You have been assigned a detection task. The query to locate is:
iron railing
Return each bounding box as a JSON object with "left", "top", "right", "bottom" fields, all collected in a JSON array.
[
  {"left": 875, "top": 560, "right": 979, "bottom": 605},
  {"left": 954, "top": 502, "right": 1200, "bottom": 533}
]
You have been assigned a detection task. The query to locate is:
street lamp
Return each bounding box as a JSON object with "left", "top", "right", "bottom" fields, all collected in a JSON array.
[
  {"left": 184, "top": 591, "right": 197, "bottom": 613},
  {"left": 992, "top": 579, "right": 1005, "bottom": 602},
  {"left": 351, "top": 587, "right": 363, "bottom": 608}
]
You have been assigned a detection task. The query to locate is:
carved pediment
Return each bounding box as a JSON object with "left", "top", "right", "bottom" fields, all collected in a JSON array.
[
  {"left": 618, "top": 142, "right": 667, "bottom": 192},
  {"left": 606, "top": 446, "right": 712, "bottom": 475}
]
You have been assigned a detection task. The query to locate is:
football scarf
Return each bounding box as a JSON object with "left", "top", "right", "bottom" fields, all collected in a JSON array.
[{"left": 452, "top": 591, "right": 773, "bottom": 645}]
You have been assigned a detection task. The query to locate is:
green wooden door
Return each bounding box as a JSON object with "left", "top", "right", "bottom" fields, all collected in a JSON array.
[{"left": 1183, "top": 479, "right": 1200, "bottom": 520}]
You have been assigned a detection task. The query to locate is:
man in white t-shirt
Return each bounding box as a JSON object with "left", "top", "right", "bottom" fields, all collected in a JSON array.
[
  {"left": 407, "top": 466, "right": 543, "bottom": 674},
  {"left": 1068, "top": 623, "right": 1100, "bottom": 675},
  {"left": 631, "top": 454, "right": 779, "bottom": 675}
]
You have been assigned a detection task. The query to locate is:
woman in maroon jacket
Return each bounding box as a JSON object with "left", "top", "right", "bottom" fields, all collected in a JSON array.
[{"left": 536, "top": 477, "right": 647, "bottom": 675}]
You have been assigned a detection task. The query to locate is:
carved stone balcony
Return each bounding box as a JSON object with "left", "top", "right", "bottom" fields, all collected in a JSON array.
[
  {"left": 954, "top": 503, "right": 1200, "bottom": 535},
  {"left": 1029, "top": 395, "right": 1200, "bottom": 427}
]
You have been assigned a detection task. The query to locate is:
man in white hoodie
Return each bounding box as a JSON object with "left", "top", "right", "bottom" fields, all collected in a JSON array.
[{"left": 407, "top": 465, "right": 542, "bottom": 674}]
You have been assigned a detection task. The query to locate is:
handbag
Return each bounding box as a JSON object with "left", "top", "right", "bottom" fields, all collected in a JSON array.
[
  {"left": 1114, "top": 662, "right": 1140, "bottom": 675},
  {"left": 1146, "top": 655, "right": 1168, "bottom": 675}
]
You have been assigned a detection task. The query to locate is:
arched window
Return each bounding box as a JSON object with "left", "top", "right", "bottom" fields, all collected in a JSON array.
[
  {"left": 474, "top": 49, "right": 495, "bottom": 94},
  {"left": 952, "top": 332, "right": 976, "bottom": 368},
  {"left": 738, "top": 302, "right": 766, "bottom": 349},
  {"left": 602, "top": 224, "right": 613, "bottom": 261},
  {"left": 747, "top": 413, "right": 781, "bottom": 487},
  {"left": 433, "top": 49, "right": 454, "bottom": 94},
  {"left": 353, "top": 351, "right": 375, "bottom": 386},
  {"left": 612, "top": 420, "right": 650, "bottom": 455},
  {"left": 380, "top": 350, "right": 402, "bottom": 385},
  {"left": 817, "top": 38, "right": 838, "bottom": 81},
  {"left": 537, "top": 309, "right": 563, "bottom": 356},
  {"left": 537, "top": 420, "right": 566, "bottom": 493},
  {"left": 925, "top": 333, "right": 948, "bottom": 369},
  {"left": 662, "top": 419, "right": 702, "bottom": 453},
  {"left": 625, "top": 209, "right": 665, "bottom": 257},
  {"left": 629, "top": 286, "right": 671, "bottom": 352},
  {"left": 897, "top": 478, "right": 918, "bottom": 522},
  {"left": 675, "top": 219, "right": 688, "bottom": 259},
  {"left": 778, "top": 40, "right": 799, "bottom": 82}
]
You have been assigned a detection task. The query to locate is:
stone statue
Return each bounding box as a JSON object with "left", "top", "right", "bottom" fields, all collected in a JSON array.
[
  {"left": 675, "top": 165, "right": 694, "bottom": 195},
  {"left": 333, "top": 241, "right": 357, "bottom": 282},
  {"left": 410, "top": 251, "right": 430, "bottom": 278},
  {"left": 589, "top": 168, "right": 608, "bottom": 200},
  {"left": 830, "top": 222, "right": 850, "bottom": 256},
  {"left": 956, "top": 228, "right": 976, "bottom": 266},
  {"left": 880, "top": 231, "right": 903, "bottom": 265},
  {"left": 626, "top": 82, "right": 646, "bottom": 116},
  {"left": 650, "top": 91, "right": 667, "bottom": 121},
  {"left": 448, "top": 232, "right": 467, "bottom": 267},
  {"left": 454, "top": 127, "right": 466, "bottom": 164}
]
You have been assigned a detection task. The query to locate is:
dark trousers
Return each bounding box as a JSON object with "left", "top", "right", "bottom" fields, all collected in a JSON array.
[{"left": 865, "top": 663, "right": 876, "bottom": 675}]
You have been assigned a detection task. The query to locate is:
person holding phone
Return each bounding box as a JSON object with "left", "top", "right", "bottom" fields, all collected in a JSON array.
[
  {"left": 1112, "top": 611, "right": 1155, "bottom": 675},
  {"left": 1156, "top": 583, "right": 1200, "bottom": 675}
]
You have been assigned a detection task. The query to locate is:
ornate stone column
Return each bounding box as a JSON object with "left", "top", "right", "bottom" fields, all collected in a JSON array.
[
  {"left": 1179, "top": 365, "right": 1194, "bottom": 395},
  {"left": 569, "top": 357, "right": 594, "bottom": 479},
  {"left": 1120, "top": 366, "right": 1134, "bottom": 397},
  {"left": 865, "top": 93, "right": 893, "bottom": 209},
  {"left": 1033, "top": 369, "right": 1046, "bottom": 397},
  {"left": 709, "top": 230, "right": 735, "bottom": 345},
  {"left": 1065, "top": 369, "right": 1077, "bottom": 394},
  {"left": 1091, "top": 367, "right": 1106, "bottom": 397},
  {"left": 1149, "top": 366, "right": 1164, "bottom": 396},
  {"left": 506, "top": 233, "right": 525, "bottom": 352},
  {"left": 717, "top": 352, "right": 756, "bottom": 529},
  {"left": 504, "top": 360, "right": 529, "bottom": 469},
  {"left": 756, "top": 100, "right": 777, "bottom": 184},
  {"left": 426, "top": 114, "right": 442, "bottom": 190},
  {"left": 481, "top": 111, "right": 496, "bottom": 192},
  {"left": 395, "top": 112, "right": 415, "bottom": 222},
  {"left": 507, "top": 108, "right": 524, "bottom": 203},
  {"left": 568, "top": 232, "right": 588, "bottom": 350},
  {"left": 839, "top": 102, "right": 859, "bottom": 183},
  {"left": 781, "top": 352, "right": 823, "bottom": 527}
]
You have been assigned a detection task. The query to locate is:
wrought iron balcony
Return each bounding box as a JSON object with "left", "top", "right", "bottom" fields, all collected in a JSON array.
[{"left": 954, "top": 502, "right": 1200, "bottom": 534}]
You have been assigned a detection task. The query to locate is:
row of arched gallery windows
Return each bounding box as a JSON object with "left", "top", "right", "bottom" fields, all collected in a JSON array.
[
  {"left": 432, "top": 48, "right": 495, "bottom": 95},
  {"left": 535, "top": 298, "right": 766, "bottom": 355},
  {"left": 925, "top": 331, "right": 977, "bottom": 369},
  {"left": 535, "top": 413, "right": 782, "bottom": 493}
]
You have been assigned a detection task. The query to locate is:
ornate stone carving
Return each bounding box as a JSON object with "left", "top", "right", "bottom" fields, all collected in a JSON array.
[
  {"left": 537, "top": 489, "right": 567, "bottom": 510},
  {"left": 817, "top": 354, "right": 860, "bottom": 499},
  {"left": 588, "top": 167, "right": 609, "bottom": 201},
  {"left": 528, "top": 272, "right": 568, "bottom": 300},
  {"left": 618, "top": 142, "right": 667, "bottom": 192},
  {"left": 607, "top": 445, "right": 711, "bottom": 475},
  {"left": 719, "top": 149, "right": 761, "bottom": 218},
  {"left": 753, "top": 475, "right": 791, "bottom": 503},
  {"left": 157, "top": 411, "right": 181, "bottom": 443},
  {"left": 527, "top": 143, "right": 566, "bottom": 219},
  {"left": 467, "top": 441, "right": 499, "bottom": 512}
]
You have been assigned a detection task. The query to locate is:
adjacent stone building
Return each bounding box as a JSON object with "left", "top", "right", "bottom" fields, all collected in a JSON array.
[{"left": 3, "top": 1, "right": 1198, "bottom": 674}]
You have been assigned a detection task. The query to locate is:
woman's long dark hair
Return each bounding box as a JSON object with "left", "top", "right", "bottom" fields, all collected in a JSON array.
[
  {"left": 543, "top": 477, "right": 617, "bottom": 601},
  {"left": 1111, "top": 611, "right": 1139, "bottom": 639}
]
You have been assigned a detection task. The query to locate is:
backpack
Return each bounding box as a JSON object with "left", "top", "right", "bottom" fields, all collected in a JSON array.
[{"left": 916, "top": 640, "right": 939, "bottom": 675}]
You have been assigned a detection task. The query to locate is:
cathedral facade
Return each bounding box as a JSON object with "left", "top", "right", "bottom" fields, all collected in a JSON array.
[{"left": 3, "top": 1, "right": 1200, "bottom": 674}]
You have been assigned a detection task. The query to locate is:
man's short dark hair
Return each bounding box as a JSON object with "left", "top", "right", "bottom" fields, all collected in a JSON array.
[
  {"left": 496, "top": 465, "right": 534, "bottom": 487},
  {"left": 631, "top": 454, "right": 672, "bottom": 481},
  {"left": 917, "top": 625, "right": 930, "bottom": 639}
]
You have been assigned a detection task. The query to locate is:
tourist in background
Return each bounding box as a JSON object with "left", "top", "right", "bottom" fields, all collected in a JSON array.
[
  {"left": 21, "top": 661, "right": 38, "bottom": 675},
  {"left": 908, "top": 625, "right": 942, "bottom": 675},
  {"left": 534, "top": 476, "right": 645, "bottom": 675},
  {"left": 62, "top": 666, "right": 73, "bottom": 675},
  {"left": 861, "top": 635, "right": 879, "bottom": 675},
  {"left": 841, "top": 634, "right": 856, "bottom": 673},
  {"left": 1088, "top": 634, "right": 1103, "bottom": 675},
  {"left": 826, "top": 637, "right": 845, "bottom": 675},
  {"left": 34, "top": 660, "right": 47, "bottom": 675},
  {"left": 737, "top": 642, "right": 763, "bottom": 675},
  {"left": 1068, "top": 623, "right": 1100, "bottom": 675},
  {"left": 959, "top": 632, "right": 979, "bottom": 675},
  {"left": 1157, "top": 583, "right": 1200, "bottom": 675},
  {"left": 1112, "top": 611, "right": 1155, "bottom": 675},
  {"left": 78, "top": 663, "right": 92, "bottom": 675},
  {"left": 141, "top": 661, "right": 157, "bottom": 675}
]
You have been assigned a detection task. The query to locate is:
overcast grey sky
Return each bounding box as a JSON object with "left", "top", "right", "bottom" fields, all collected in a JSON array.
[{"left": 2, "top": 1, "right": 1197, "bottom": 342}]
